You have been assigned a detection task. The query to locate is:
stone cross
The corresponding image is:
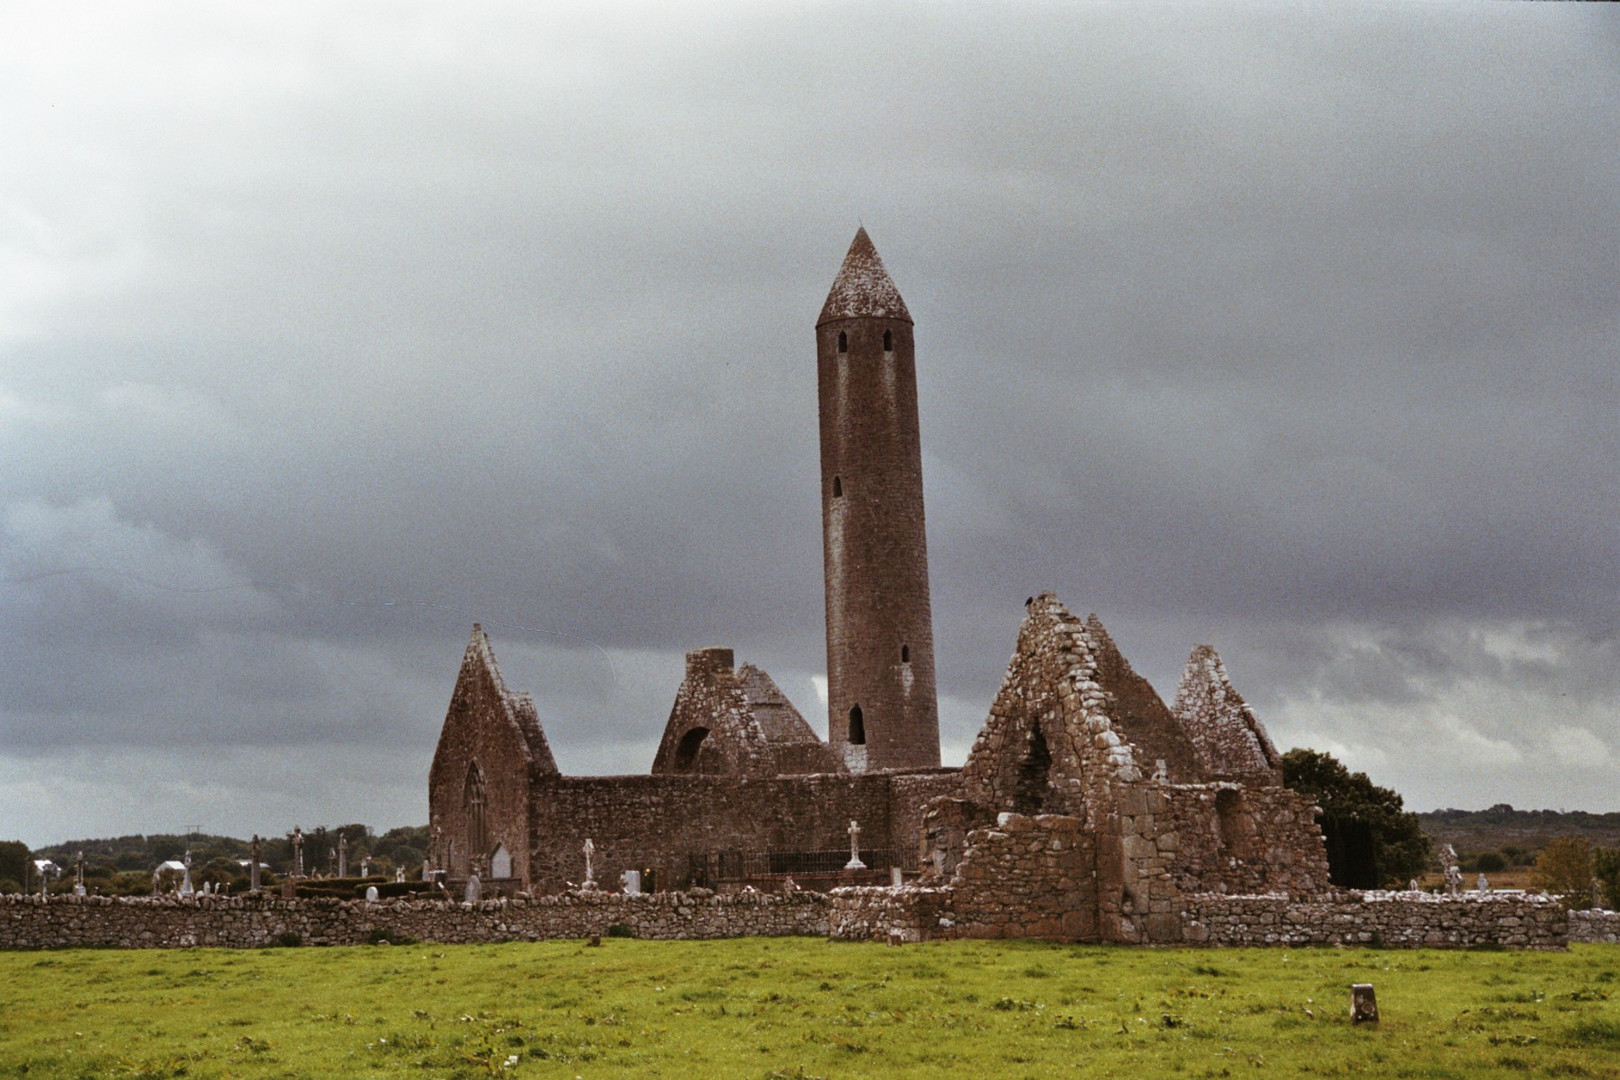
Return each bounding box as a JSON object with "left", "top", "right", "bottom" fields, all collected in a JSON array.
[
  {"left": 1477, "top": 873, "right": 1489, "bottom": 893},
  {"left": 582, "top": 839, "right": 596, "bottom": 889},
  {"left": 249, "top": 835, "right": 262, "bottom": 892},
  {"left": 291, "top": 827, "right": 305, "bottom": 879},
  {"left": 337, "top": 834, "right": 348, "bottom": 879},
  {"left": 395, "top": 866, "right": 406, "bottom": 884},
  {"left": 179, "top": 850, "right": 195, "bottom": 897},
  {"left": 74, "top": 851, "right": 86, "bottom": 897},
  {"left": 845, "top": 819, "right": 866, "bottom": 871},
  {"left": 361, "top": 856, "right": 371, "bottom": 878}
]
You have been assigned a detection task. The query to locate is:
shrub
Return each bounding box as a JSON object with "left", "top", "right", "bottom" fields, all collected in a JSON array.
[
  {"left": 606, "top": 924, "right": 633, "bottom": 938},
  {"left": 1475, "top": 852, "right": 1506, "bottom": 873},
  {"left": 274, "top": 932, "right": 303, "bottom": 948},
  {"left": 1532, "top": 837, "right": 1593, "bottom": 906}
]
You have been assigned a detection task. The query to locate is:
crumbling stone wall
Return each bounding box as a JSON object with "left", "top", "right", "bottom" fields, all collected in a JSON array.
[
  {"left": 1181, "top": 891, "right": 1568, "bottom": 949},
  {"left": 1569, "top": 909, "right": 1620, "bottom": 943},
  {"left": 957, "top": 595, "right": 1144, "bottom": 824},
  {"left": 1171, "top": 645, "right": 1281, "bottom": 784},
  {"left": 650, "top": 649, "right": 842, "bottom": 777},
  {"left": 525, "top": 770, "right": 958, "bottom": 893},
  {"left": 428, "top": 626, "right": 556, "bottom": 884},
  {"left": 1086, "top": 616, "right": 1203, "bottom": 783},
  {"left": 0, "top": 891, "right": 830, "bottom": 949},
  {"left": 948, "top": 813, "right": 1096, "bottom": 940},
  {"left": 1107, "top": 780, "right": 1330, "bottom": 943}
]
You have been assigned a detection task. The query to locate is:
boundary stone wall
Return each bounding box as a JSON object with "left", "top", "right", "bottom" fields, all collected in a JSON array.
[
  {"left": 0, "top": 891, "right": 829, "bottom": 950},
  {"left": 1570, "top": 909, "right": 1620, "bottom": 944},
  {"left": 1181, "top": 891, "right": 1568, "bottom": 949}
]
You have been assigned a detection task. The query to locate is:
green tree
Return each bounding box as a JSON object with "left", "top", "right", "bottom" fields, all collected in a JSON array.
[
  {"left": 1532, "top": 836, "right": 1593, "bottom": 906},
  {"left": 0, "top": 840, "right": 28, "bottom": 888},
  {"left": 1281, "top": 748, "right": 1432, "bottom": 889},
  {"left": 1594, "top": 847, "right": 1620, "bottom": 910}
]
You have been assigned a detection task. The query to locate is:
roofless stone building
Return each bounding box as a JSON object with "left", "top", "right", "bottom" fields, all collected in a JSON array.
[{"left": 427, "top": 230, "right": 1334, "bottom": 942}]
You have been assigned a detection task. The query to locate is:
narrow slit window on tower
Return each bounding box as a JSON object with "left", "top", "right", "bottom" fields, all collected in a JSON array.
[
  {"left": 848, "top": 704, "right": 866, "bottom": 745},
  {"left": 832, "top": 475, "right": 842, "bottom": 498},
  {"left": 837, "top": 330, "right": 848, "bottom": 353},
  {"left": 882, "top": 329, "right": 892, "bottom": 351},
  {"left": 900, "top": 644, "right": 909, "bottom": 663}
]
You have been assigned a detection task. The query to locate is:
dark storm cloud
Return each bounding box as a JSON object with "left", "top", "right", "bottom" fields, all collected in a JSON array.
[{"left": 2, "top": 3, "right": 1615, "bottom": 843}]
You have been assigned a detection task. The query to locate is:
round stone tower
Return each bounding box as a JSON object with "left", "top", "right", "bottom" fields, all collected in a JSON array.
[{"left": 816, "top": 228, "right": 940, "bottom": 773}]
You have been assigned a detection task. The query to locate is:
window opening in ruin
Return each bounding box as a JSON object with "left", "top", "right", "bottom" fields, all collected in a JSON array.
[
  {"left": 1215, "top": 788, "right": 1249, "bottom": 859},
  {"left": 901, "top": 644, "right": 909, "bottom": 663},
  {"left": 833, "top": 475, "right": 842, "bottom": 498},
  {"left": 1012, "top": 723, "right": 1051, "bottom": 815},
  {"left": 848, "top": 705, "right": 866, "bottom": 745},
  {"left": 883, "top": 329, "right": 892, "bottom": 351},
  {"left": 464, "top": 762, "right": 487, "bottom": 870},
  {"left": 837, "top": 330, "right": 848, "bottom": 353},
  {"left": 673, "top": 727, "right": 711, "bottom": 773}
]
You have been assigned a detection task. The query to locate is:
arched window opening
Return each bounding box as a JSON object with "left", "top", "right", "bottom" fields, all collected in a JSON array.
[
  {"left": 832, "top": 475, "right": 842, "bottom": 498},
  {"left": 463, "top": 762, "right": 487, "bottom": 869},
  {"left": 1012, "top": 724, "right": 1051, "bottom": 815},
  {"left": 837, "top": 330, "right": 848, "bottom": 353},
  {"left": 900, "top": 644, "right": 910, "bottom": 663},
  {"left": 673, "top": 727, "right": 711, "bottom": 773},
  {"left": 847, "top": 705, "right": 866, "bottom": 745},
  {"left": 882, "top": 329, "right": 892, "bottom": 351}
]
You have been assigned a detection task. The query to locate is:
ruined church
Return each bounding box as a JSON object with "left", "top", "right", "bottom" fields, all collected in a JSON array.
[{"left": 428, "top": 230, "right": 1331, "bottom": 942}]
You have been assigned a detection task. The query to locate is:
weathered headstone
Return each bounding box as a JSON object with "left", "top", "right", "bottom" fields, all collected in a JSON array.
[
  {"left": 395, "top": 866, "right": 406, "bottom": 884},
  {"left": 464, "top": 872, "right": 482, "bottom": 904},
  {"left": 620, "top": 869, "right": 641, "bottom": 895},
  {"left": 845, "top": 820, "right": 866, "bottom": 871},
  {"left": 365, "top": 885, "right": 379, "bottom": 902},
  {"left": 1477, "top": 873, "right": 1489, "bottom": 893},
  {"left": 891, "top": 866, "right": 905, "bottom": 887},
  {"left": 1351, "top": 983, "right": 1378, "bottom": 1023}
]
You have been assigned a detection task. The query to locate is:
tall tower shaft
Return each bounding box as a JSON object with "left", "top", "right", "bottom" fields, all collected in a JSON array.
[{"left": 817, "top": 228, "right": 940, "bottom": 773}]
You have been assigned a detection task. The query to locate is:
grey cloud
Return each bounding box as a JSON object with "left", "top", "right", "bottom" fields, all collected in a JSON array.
[{"left": 1, "top": 4, "right": 1616, "bottom": 843}]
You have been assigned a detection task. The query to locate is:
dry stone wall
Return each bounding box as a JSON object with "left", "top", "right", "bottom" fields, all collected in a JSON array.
[
  {"left": 1181, "top": 891, "right": 1568, "bottom": 949},
  {"left": 1569, "top": 909, "right": 1620, "bottom": 943},
  {"left": 0, "top": 890, "right": 828, "bottom": 950}
]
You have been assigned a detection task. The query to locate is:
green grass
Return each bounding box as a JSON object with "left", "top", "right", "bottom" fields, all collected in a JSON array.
[{"left": 1, "top": 940, "right": 1616, "bottom": 1078}]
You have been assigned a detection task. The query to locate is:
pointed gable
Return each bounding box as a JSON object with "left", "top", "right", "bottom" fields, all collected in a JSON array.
[
  {"left": 1170, "top": 645, "right": 1281, "bottom": 784},
  {"left": 958, "top": 594, "right": 1143, "bottom": 824},
  {"left": 817, "top": 227, "right": 913, "bottom": 325},
  {"left": 1085, "top": 615, "right": 1204, "bottom": 783},
  {"left": 428, "top": 625, "right": 555, "bottom": 883}
]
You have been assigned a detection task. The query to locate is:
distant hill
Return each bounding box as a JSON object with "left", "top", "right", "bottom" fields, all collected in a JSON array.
[{"left": 1418, "top": 805, "right": 1620, "bottom": 859}]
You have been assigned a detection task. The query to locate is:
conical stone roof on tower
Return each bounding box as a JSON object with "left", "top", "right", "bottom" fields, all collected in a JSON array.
[{"left": 818, "top": 227, "right": 913, "bottom": 325}]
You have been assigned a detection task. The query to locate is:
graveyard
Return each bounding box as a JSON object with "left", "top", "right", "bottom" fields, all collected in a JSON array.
[{"left": 1, "top": 938, "right": 1616, "bottom": 1078}]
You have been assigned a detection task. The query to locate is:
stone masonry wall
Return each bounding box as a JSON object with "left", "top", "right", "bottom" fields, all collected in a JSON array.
[
  {"left": 1170, "top": 645, "right": 1281, "bottom": 784},
  {"left": 525, "top": 770, "right": 959, "bottom": 892},
  {"left": 1182, "top": 891, "right": 1568, "bottom": 949},
  {"left": 1569, "top": 909, "right": 1620, "bottom": 944},
  {"left": 0, "top": 891, "right": 828, "bottom": 950}
]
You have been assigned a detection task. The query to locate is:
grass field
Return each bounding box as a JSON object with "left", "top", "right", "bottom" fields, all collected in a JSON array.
[{"left": 1, "top": 939, "right": 1616, "bottom": 1079}]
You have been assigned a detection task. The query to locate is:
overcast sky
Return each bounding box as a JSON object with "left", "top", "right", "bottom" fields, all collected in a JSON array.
[{"left": 2, "top": 3, "right": 1615, "bottom": 847}]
